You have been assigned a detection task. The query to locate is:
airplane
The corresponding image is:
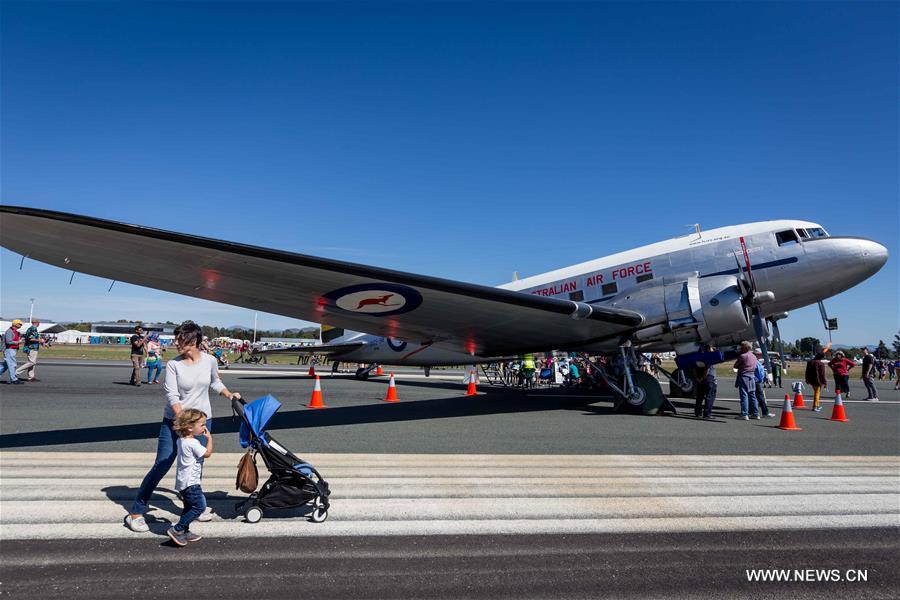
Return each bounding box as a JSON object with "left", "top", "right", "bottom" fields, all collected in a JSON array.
[
  {"left": 0, "top": 206, "right": 888, "bottom": 413},
  {"left": 246, "top": 327, "right": 484, "bottom": 378}
]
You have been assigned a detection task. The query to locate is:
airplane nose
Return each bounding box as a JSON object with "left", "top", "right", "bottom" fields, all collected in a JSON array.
[{"left": 860, "top": 239, "right": 888, "bottom": 274}]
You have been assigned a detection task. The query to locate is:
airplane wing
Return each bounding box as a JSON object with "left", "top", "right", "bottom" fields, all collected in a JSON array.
[
  {"left": 253, "top": 342, "right": 366, "bottom": 356},
  {"left": 0, "top": 207, "right": 643, "bottom": 356}
]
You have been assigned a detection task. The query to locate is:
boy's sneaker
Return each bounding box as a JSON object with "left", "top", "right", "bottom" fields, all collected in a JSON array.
[
  {"left": 125, "top": 515, "right": 149, "bottom": 532},
  {"left": 735, "top": 415, "right": 749, "bottom": 420},
  {"left": 196, "top": 507, "right": 213, "bottom": 522},
  {"left": 183, "top": 531, "right": 203, "bottom": 543},
  {"left": 167, "top": 527, "right": 188, "bottom": 547}
]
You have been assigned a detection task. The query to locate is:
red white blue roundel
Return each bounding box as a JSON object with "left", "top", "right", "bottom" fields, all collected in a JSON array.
[{"left": 322, "top": 283, "right": 423, "bottom": 317}]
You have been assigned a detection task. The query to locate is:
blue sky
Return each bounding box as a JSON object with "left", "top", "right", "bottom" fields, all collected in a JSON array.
[{"left": 2, "top": 1, "right": 897, "bottom": 345}]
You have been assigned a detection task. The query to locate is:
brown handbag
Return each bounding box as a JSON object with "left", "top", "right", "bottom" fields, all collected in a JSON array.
[{"left": 236, "top": 449, "right": 258, "bottom": 493}]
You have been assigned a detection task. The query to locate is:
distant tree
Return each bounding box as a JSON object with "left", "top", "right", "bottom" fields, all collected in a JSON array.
[
  {"left": 876, "top": 340, "right": 889, "bottom": 359},
  {"left": 798, "top": 337, "right": 822, "bottom": 355},
  {"left": 63, "top": 322, "right": 92, "bottom": 332},
  {"left": 893, "top": 332, "right": 900, "bottom": 357}
]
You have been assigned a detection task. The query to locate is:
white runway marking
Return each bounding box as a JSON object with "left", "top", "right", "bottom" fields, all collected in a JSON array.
[{"left": 2, "top": 453, "right": 897, "bottom": 540}]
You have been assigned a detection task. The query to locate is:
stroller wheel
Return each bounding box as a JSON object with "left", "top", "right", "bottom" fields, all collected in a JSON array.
[
  {"left": 244, "top": 506, "right": 263, "bottom": 523},
  {"left": 309, "top": 496, "right": 328, "bottom": 523}
]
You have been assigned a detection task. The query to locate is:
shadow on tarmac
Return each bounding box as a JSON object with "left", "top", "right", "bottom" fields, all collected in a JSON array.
[{"left": 0, "top": 386, "right": 633, "bottom": 448}]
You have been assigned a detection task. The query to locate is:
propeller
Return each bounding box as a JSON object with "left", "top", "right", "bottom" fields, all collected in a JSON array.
[
  {"left": 768, "top": 313, "right": 788, "bottom": 372},
  {"left": 732, "top": 238, "right": 776, "bottom": 373}
]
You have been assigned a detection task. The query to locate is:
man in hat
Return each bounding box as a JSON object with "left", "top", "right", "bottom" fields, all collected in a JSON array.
[
  {"left": 0, "top": 319, "right": 25, "bottom": 384},
  {"left": 15, "top": 318, "right": 47, "bottom": 382}
]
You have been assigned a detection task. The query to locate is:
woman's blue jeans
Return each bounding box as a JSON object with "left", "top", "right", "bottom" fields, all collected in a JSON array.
[
  {"left": 738, "top": 374, "right": 758, "bottom": 417},
  {"left": 130, "top": 418, "right": 210, "bottom": 515}
]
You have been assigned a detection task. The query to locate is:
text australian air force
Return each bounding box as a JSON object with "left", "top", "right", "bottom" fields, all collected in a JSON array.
[{"left": 529, "top": 261, "right": 654, "bottom": 297}]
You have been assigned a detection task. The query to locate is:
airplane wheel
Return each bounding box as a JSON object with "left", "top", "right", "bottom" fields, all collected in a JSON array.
[
  {"left": 244, "top": 506, "right": 263, "bottom": 523},
  {"left": 668, "top": 369, "right": 694, "bottom": 398},
  {"left": 617, "top": 371, "right": 665, "bottom": 415},
  {"left": 354, "top": 368, "right": 370, "bottom": 380}
]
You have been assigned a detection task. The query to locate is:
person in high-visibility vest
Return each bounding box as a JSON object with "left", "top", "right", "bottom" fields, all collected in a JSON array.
[{"left": 522, "top": 354, "right": 536, "bottom": 389}]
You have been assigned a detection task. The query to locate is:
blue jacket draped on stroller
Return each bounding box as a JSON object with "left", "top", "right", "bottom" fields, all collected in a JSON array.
[{"left": 233, "top": 395, "right": 331, "bottom": 523}]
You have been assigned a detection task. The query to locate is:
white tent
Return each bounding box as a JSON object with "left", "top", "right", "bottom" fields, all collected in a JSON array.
[{"left": 54, "top": 330, "right": 92, "bottom": 344}]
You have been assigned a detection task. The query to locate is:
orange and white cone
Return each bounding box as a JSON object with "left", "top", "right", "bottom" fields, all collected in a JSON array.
[
  {"left": 376, "top": 365, "right": 383, "bottom": 376},
  {"left": 384, "top": 372, "right": 399, "bottom": 402},
  {"left": 308, "top": 364, "right": 316, "bottom": 377},
  {"left": 830, "top": 392, "right": 849, "bottom": 422},
  {"left": 792, "top": 390, "right": 806, "bottom": 409},
  {"left": 307, "top": 375, "right": 325, "bottom": 408},
  {"left": 465, "top": 370, "right": 477, "bottom": 396},
  {"left": 777, "top": 394, "right": 801, "bottom": 431}
]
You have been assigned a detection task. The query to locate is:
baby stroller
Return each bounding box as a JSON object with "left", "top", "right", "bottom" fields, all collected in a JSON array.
[{"left": 232, "top": 395, "right": 331, "bottom": 524}]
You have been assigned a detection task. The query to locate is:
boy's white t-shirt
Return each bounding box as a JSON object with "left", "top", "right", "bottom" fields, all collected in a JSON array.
[{"left": 175, "top": 437, "right": 206, "bottom": 491}]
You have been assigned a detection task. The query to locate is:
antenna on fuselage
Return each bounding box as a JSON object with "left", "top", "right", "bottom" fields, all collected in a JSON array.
[
  {"left": 686, "top": 224, "right": 701, "bottom": 239},
  {"left": 512, "top": 271, "right": 519, "bottom": 281}
]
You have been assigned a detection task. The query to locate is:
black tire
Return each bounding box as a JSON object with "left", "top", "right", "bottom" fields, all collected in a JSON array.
[
  {"left": 614, "top": 371, "right": 667, "bottom": 415},
  {"left": 668, "top": 369, "right": 695, "bottom": 398},
  {"left": 354, "top": 368, "right": 370, "bottom": 380}
]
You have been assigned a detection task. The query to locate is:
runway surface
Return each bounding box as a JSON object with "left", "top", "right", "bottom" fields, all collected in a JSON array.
[
  {"left": 2, "top": 362, "right": 898, "bottom": 598},
  {"left": 4, "top": 529, "right": 899, "bottom": 599},
  {"left": 1, "top": 363, "right": 898, "bottom": 454}
]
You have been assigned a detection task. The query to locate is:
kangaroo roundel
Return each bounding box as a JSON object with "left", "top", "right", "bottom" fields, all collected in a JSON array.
[{"left": 323, "top": 283, "right": 423, "bottom": 317}]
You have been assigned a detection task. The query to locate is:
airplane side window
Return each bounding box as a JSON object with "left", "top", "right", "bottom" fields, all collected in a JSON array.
[
  {"left": 601, "top": 282, "right": 618, "bottom": 296},
  {"left": 636, "top": 273, "right": 653, "bottom": 283},
  {"left": 569, "top": 290, "right": 584, "bottom": 302},
  {"left": 776, "top": 230, "right": 799, "bottom": 246}
]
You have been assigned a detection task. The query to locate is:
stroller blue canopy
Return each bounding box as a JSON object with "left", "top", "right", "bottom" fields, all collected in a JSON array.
[{"left": 239, "top": 394, "right": 282, "bottom": 448}]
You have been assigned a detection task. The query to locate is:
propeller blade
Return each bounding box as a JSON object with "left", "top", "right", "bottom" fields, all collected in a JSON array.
[
  {"left": 770, "top": 316, "right": 787, "bottom": 374},
  {"left": 732, "top": 251, "right": 751, "bottom": 297},
  {"left": 738, "top": 236, "right": 758, "bottom": 292},
  {"left": 753, "top": 313, "right": 772, "bottom": 373}
]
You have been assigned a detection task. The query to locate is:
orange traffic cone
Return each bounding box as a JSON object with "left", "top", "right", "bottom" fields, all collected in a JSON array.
[
  {"left": 376, "top": 365, "right": 383, "bottom": 376},
  {"left": 777, "top": 394, "right": 801, "bottom": 431},
  {"left": 465, "top": 370, "right": 477, "bottom": 396},
  {"left": 307, "top": 375, "right": 325, "bottom": 408},
  {"left": 793, "top": 390, "right": 806, "bottom": 409},
  {"left": 830, "top": 392, "right": 849, "bottom": 422},
  {"left": 384, "top": 372, "right": 399, "bottom": 402},
  {"left": 308, "top": 364, "right": 316, "bottom": 377}
]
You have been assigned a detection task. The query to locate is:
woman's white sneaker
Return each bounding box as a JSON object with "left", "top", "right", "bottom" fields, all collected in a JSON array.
[
  {"left": 196, "top": 507, "right": 213, "bottom": 522},
  {"left": 125, "top": 515, "right": 149, "bottom": 532}
]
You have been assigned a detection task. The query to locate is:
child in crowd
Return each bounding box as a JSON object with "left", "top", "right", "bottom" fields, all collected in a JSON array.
[
  {"left": 168, "top": 408, "right": 212, "bottom": 547},
  {"left": 145, "top": 334, "right": 162, "bottom": 384}
]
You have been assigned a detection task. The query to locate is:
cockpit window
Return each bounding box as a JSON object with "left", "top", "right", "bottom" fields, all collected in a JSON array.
[
  {"left": 776, "top": 230, "right": 800, "bottom": 246},
  {"left": 807, "top": 227, "right": 828, "bottom": 238},
  {"left": 797, "top": 228, "right": 810, "bottom": 239}
]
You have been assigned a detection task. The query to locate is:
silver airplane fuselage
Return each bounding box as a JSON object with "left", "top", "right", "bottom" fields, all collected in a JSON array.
[{"left": 320, "top": 220, "right": 888, "bottom": 365}]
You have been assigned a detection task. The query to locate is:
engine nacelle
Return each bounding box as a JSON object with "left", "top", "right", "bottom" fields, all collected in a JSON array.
[{"left": 609, "top": 274, "right": 750, "bottom": 346}]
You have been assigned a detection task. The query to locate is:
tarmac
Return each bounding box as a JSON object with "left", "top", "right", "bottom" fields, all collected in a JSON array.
[{"left": 1, "top": 361, "right": 898, "bottom": 598}]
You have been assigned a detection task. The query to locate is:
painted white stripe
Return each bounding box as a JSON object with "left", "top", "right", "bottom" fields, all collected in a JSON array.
[{"left": 2, "top": 452, "right": 897, "bottom": 540}]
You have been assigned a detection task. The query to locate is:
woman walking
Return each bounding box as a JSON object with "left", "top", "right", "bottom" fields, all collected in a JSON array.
[{"left": 125, "top": 321, "right": 241, "bottom": 532}]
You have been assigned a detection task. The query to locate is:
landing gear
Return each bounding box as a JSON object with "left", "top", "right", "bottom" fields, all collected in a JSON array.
[
  {"left": 588, "top": 345, "right": 674, "bottom": 415},
  {"left": 666, "top": 368, "right": 695, "bottom": 399}
]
